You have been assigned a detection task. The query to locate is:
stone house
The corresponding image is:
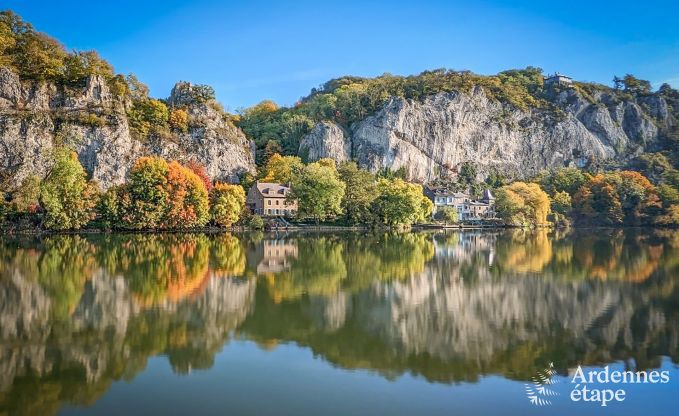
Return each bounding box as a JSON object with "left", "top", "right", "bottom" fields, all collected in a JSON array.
[
  {"left": 544, "top": 73, "right": 573, "bottom": 87},
  {"left": 425, "top": 187, "right": 495, "bottom": 221},
  {"left": 246, "top": 182, "right": 298, "bottom": 217}
]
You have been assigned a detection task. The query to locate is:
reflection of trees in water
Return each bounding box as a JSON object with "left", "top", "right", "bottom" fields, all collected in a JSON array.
[{"left": 1, "top": 230, "right": 679, "bottom": 414}]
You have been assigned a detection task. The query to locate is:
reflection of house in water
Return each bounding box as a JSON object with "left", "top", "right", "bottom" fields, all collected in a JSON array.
[
  {"left": 433, "top": 232, "right": 497, "bottom": 266},
  {"left": 250, "top": 239, "right": 299, "bottom": 274}
]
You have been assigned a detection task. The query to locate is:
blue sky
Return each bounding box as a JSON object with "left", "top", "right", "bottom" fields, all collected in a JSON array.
[{"left": 5, "top": 0, "right": 678, "bottom": 109}]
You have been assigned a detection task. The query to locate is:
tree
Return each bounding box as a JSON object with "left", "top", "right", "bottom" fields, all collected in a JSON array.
[
  {"left": 185, "top": 160, "right": 212, "bottom": 192},
  {"left": 434, "top": 206, "right": 459, "bottom": 225},
  {"left": 573, "top": 171, "right": 661, "bottom": 225},
  {"left": 11, "top": 175, "right": 41, "bottom": 213},
  {"left": 39, "top": 148, "right": 99, "bottom": 230},
  {"left": 289, "top": 161, "right": 345, "bottom": 222},
  {"left": 210, "top": 183, "right": 245, "bottom": 227},
  {"left": 458, "top": 162, "right": 477, "bottom": 188},
  {"left": 372, "top": 178, "right": 432, "bottom": 226},
  {"left": 121, "top": 157, "right": 170, "bottom": 228},
  {"left": 164, "top": 161, "right": 210, "bottom": 228},
  {"left": 260, "top": 153, "right": 304, "bottom": 183},
  {"left": 621, "top": 74, "right": 652, "bottom": 95},
  {"left": 248, "top": 214, "right": 264, "bottom": 230},
  {"left": 551, "top": 191, "right": 572, "bottom": 215},
  {"left": 127, "top": 98, "right": 169, "bottom": 138},
  {"left": 495, "top": 182, "right": 550, "bottom": 226},
  {"left": 540, "top": 167, "right": 587, "bottom": 197},
  {"left": 337, "top": 161, "right": 377, "bottom": 224}
]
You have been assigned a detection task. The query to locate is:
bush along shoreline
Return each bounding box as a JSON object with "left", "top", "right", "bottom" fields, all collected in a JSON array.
[{"left": 2, "top": 145, "right": 679, "bottom": 234}]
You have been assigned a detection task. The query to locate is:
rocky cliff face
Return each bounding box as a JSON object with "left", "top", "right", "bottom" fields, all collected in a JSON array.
[
  {"left": 300, "top": 86, "right": 674, "bottom": 182},
  {"left": 0, "top": 68, "right": 255, "bottom": 189}
]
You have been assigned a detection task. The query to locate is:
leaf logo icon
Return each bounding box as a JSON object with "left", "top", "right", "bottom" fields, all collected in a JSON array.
[{"left": 525, "top": 362, "right": 560, "bottom": 406}]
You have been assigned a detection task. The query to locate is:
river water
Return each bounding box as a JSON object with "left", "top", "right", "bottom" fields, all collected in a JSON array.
[{"left": 0, "top": 229, "right": 678, "bottom": 415}]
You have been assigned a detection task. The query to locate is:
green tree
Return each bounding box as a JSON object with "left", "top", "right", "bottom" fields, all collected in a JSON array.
[
  {"left": 39, "top": 148, "right": 99, "bottom": 230},
  {"left": 127, "top": 98, "right": 169, "bottom": 138},
  {"left": 372, "top": 178, "right": 432, "bottom": 226},
  {"left": 540, "top": 167, "right": 586, "bottom": 196},
  {"left": 551, "top": 191, "right": 572, "bottom": 215},
  {"left": 289, "top": 161, "right": 346, "bottom": 223},
  {"left": 121, "top": 157, "right": 170, "bottom": 228},
  {"left": 434, "top": 206, "right": 459, "bottom": 225},
  {"left": 337, "top": 161, "right": 377, "bottom": 224},
  {"left": 210, "top": 183, "right": 246, "bottom": 227},
  {"left": 248, "top": 214, "right": 264, "bottom": 230},
  {"left": 458, "top": 162, "right": 477, "bottom": 188}
]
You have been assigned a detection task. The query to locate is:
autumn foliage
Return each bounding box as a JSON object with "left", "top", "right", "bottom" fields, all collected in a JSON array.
[
  {"left": 573, "top": 171, "right": 661, "bottom": 225},
  {"left": 103, "top": 157, "right": 210, "bottom": 229}
]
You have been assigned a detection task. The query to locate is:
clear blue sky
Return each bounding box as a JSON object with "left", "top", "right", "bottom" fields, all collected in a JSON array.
[{"left": 5, "top": 0, "right": 678, "bottom": 110}]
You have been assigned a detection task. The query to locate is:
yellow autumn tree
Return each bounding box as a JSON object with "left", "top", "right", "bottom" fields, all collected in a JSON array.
[
  {"left": 495, "top": 182, "right": 550, "bottom": 226},
  {"left": 260, "top": 153, "right": 304, "bottom": 183}
]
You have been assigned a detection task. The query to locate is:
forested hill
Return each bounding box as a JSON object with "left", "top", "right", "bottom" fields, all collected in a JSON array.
[
  {"left": 1, "top": 10, "right": 679, "bottom": 190},
  {"left": 239, "top": 69, "right": 679, "bottom": 183}
]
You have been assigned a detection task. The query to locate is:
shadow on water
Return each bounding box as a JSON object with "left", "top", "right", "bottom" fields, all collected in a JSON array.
[{"left": 1, "top": 229, "right": 678, "bottom": 414}]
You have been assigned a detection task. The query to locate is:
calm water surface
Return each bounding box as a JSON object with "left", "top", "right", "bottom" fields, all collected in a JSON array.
[{"left": 1, "top": 229, "right": 678, "bottom": 415}]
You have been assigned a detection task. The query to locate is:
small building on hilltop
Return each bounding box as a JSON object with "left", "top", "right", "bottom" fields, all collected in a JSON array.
[
  {"left": 246, "top": 182, "right": 297, "bottom": 217},
  {"left": 544, "top": 73, "right": 573, "bottom": 87}
]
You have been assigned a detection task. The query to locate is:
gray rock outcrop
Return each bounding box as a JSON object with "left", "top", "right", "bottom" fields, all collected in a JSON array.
[
  {"left": 300, "top": 86, "right": 673, "bottom": 182},
  {"left": 0, "top": 68, "right": 255, "bottom": 189}
]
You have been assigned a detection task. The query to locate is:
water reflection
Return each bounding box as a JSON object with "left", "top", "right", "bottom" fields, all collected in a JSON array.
[{"left": 1, "top": 229, "right": 678, "bottom": 414}]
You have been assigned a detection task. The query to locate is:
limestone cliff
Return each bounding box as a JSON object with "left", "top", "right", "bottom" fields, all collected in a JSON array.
[
  {"left": 0, "top": 68, "right": 255, "bottom": 189},
  {"left": 300, "top": 85, "right": 675, "bottom": 182}
]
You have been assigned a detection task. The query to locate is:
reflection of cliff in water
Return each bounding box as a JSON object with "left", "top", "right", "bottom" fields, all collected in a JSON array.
[{"left": 1, "top": 230, "right": 678, "bottom": 414}]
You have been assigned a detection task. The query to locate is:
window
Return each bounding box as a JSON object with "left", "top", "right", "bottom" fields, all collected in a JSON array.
[
  {"left": 267, "top": 200, "right": 271, "bottom": 205},
  {"left": 276, "top": 200, "right": 279, "bottom": 205}
]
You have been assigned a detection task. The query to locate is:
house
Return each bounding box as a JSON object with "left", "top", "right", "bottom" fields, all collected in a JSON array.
[
  {"left": 544, "top": 73, "right": 572, "bottom": 87},
  {"left": 246, "top": 182, "right": 298, "bottom": 217},
  {"left": 425, "top": 187, "right": 496, "bottom": 221}
]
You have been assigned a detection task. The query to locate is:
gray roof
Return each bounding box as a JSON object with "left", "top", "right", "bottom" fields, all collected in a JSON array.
[{"left": 255, "top": 182, "right": 290, "bottom": 197}]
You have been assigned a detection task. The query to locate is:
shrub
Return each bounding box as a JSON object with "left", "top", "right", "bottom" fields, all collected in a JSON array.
[
  {"left": 434, "top": 206, "right": 459, "bottom": 224},
  {"left": 168, "top": 108, "right": 189, "bottom": 133},
  {"left": 248, "top": 214, "right": 264, "bottom": 230},
  {"left": 39, "top": 148, "right": 99, "bottom": 230},
  {"left": 127, "top": 98, "right": 169, "bottom": 139},
  {"left": 210, "top": 183, "right": 246, "bottom": 227}
]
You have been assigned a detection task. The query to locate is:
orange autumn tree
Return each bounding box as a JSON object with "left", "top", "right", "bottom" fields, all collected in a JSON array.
[
  {"left": 185, "top": 159, "right": 212, "bottom": 192},
  {"left": 164, "top": 161, "right": 210, "bottom": 228},
  {"left": 573, "top": 171, "right": 661, "bottom": 225},
  {"left": 105, "top": 157, "right": 210, "bottom": 229}
]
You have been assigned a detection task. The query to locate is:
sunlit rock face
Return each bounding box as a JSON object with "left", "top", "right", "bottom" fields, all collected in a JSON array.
[
  {"left": 300, "top": 87, "right": 670, "bottom": 182},
  {"left": 0, "top": 68, "right": 255, "bottom": 189}
]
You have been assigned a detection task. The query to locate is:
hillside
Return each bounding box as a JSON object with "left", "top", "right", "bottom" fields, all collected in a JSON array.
[
  {"left": 0, "top": 11, "right": 255, "bottom": 190},
  {"left": 239, "top": 69, "right": 679, "bottom": 183}
]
